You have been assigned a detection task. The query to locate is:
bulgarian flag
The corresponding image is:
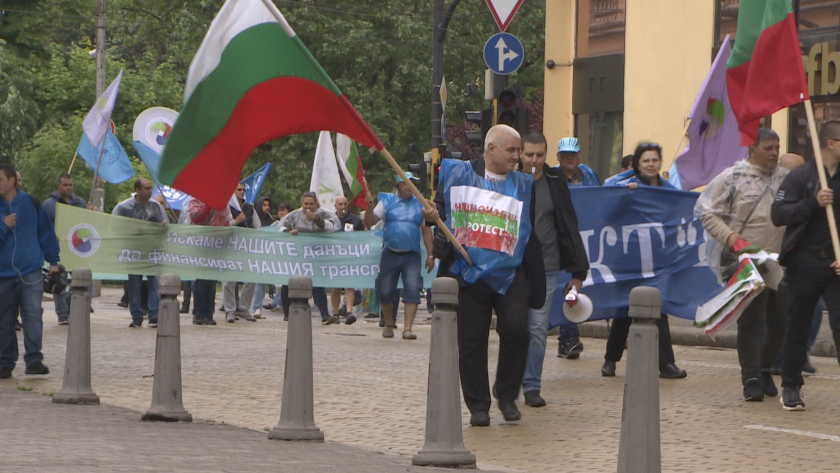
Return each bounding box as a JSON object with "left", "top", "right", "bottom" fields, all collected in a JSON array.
[
  {"left": 336, "top": 133, "right": 370, "bottom": 210},
  {"left": 726, "top": 0, "right": 808, "bottom": 145},
  {"left": 159, "top": 0, "right": 384, "bottom": 209}
]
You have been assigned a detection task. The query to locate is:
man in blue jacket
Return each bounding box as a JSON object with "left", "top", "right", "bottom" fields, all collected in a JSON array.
[{"left": 0, "top": 164, "right": 60, "bottom": 379}]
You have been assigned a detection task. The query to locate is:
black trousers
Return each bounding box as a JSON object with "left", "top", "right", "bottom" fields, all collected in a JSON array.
[
  {"left": 193, "top": 280, "right": 217, "bottom": 321},
  {"left": 453, "top": 268, "right": 529, "bottom": 414},
  {"left": 605, "top": 313, "right": 675, "bottom": 369},
  {"left": 737, "top": 284, "right": 788, "bottom": 384},
  {"left": 181, "top": 281, "right": 193, "bottom": 310},
  {"left": 782, "top": 261, "right": 840, "bottom": 388}
]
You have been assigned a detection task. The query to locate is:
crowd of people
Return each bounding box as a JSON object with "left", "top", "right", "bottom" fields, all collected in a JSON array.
[{"left": 2, "top": 121, "right": 840, "bottom": 419}]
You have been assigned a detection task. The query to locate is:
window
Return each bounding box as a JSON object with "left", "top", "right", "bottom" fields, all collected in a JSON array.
[
  {"left": 577, "top": 0, "right": 626, "bottom": 57},
  {"left": 576, "top": 112, "right": 624, "bottom": 181}
]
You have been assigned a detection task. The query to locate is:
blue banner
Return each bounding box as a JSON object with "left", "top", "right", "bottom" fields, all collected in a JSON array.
[
  {"left": 241, "top": 163, "right": 272, "bottom": 204},
  {"left": 549, "top": 186, "right": 722, "bottom": 327},
  {"left": 77, "top": 131, "right": 135, "bottom": 184}
]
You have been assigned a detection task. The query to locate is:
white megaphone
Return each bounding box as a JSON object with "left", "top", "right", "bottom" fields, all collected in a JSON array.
[{"left": 563, "top": 287, "right": 593, "bottom": 323}]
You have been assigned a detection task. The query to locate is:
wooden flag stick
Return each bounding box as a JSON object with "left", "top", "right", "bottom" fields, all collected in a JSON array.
[
  {"left": 804, "top": 98, "right": 840, "bottom": 261},
  {"left": 378, "top": 148, "right": 473, "bottom": 266},
  {"left": 68, "top": 152, "right": 79, "bottom": 174}
]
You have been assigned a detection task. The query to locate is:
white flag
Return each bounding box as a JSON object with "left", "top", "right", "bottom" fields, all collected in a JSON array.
[
  {"left": 310, "top": 131, "right": 344, "bottom": 212},
  {"left": 82, "top": 69, "right": 124, "bottom": 147},
  {"left": 335, "top": 133, "right": 355, "bottom": 187}
]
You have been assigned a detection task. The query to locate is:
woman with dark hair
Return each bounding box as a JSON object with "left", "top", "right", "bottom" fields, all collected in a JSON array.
[
  {"left": 255, "top": 196, "right": 274, "bottom": 227},
  {"left": 600, "top": 142, "right": 687, "bottom": 379}
]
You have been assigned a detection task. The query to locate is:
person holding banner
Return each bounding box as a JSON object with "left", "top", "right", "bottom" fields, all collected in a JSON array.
[
  {"left": 112, "top": 178, "right": 168, "bottom": 328},
  {"left": 517, "top": 132, "right": 589, "bottom": 408},
  {"left": 555, "top": 137, "right": 599, "bottom": 359},
  {"left": 772, "top": 120, "right": 840, "bottom": 411},
  {"left": 0, "top": 165, "right": 58, "bottom": 378},
  {"left": 434, "top": 124, "right": 546, "bottom": 426},
  {"left": 331, "top": 196, "right": 365, "bottom": 325},
  {"left": 278, "top": 191, "right": 340, "bottom": 324},
  {"left": 698, "top": 128, "right": 789, "bottom": 402},
  {"left": 364, "top": 173, "right": 436, "bottom": 340},
  {"left": 600, "top": 143, "right": 687, "bottom": 380},
  {"left": 223, "top": 183, "right": 261, "bottom": 323}
]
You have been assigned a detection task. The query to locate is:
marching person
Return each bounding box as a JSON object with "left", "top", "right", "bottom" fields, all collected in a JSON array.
[
  {"left": 698, "top": 128, "right": 789, "bottom": 401},
  {"left": 249, "top": 195, "right": 275, "bottom": 318},
  {"left": 223, "top": 182, "right": 260, "bottom": 323},
  {"left": 554, "top": 137, "right": 599, "bottom": 359},
  {"left": 434, "top": 124, "right": 545, "bottom": 426},
  {"left": 364, "top": 173, "right": 436, "bottom": 340},
  {"left": 772, "top": 119, "right": 840, "bottom": 411},
  {"left": 600, "top": 142, "right": 687, "bottom": 379},
  {"left": 277, "top": 191, "right": 340, "bottom": 323},
  {"left": 331, "top": 196, "right": 365, "bottom": 324},
  {"left": 112, "top": 178, "right": 168, "bottom": 328},
  {"left": 0, "top": 165, "right": 58, "bottom": 378},
  {"left": 518, "top": 132, "right": 589, "bottom": 408}
]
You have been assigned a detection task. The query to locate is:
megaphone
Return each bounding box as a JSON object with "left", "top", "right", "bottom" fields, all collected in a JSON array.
[{"left": 563, "top": 287, "right": 593, "bottom": 323}]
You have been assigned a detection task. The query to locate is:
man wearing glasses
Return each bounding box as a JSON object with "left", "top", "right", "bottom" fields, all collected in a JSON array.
[
  {"left": 222, "top": 182, "right": 261, "bottom": 323},
  {"left": 698, "top": 128, "right": 789, "bottom": 402}
]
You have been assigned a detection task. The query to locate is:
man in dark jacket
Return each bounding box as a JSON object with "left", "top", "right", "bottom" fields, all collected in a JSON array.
[
  {"left": 518, "top": 132, "right": 589, "bottom": 408},
  {"left": 771, "top": 119, "right": 840, "bottom": 411},
  {"left": 434, "top": 124, "right": 546, "bottom": 426}
]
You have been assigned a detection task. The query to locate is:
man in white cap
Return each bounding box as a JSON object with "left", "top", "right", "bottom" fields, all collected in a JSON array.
[{"left": 365, "top": 172, "right": 437, "bottom": 340}]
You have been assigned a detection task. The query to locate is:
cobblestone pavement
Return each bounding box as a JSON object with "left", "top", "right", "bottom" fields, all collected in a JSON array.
[{"left": 3, "top": 288, "right": 840, "bottom": 472}]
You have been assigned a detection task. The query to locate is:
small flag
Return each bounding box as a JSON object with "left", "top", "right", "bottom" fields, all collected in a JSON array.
[
  {"left": 310, "top": 131, "right": 344, "bottom": 212},
  {"left": 241, "top": 163, "right": 272, "bottom": 204},
  {"left": 76, "top": 130, "right": 135, "bottom": 184},
  {"left": 82, "top": 69, "right": 123, "bottom": 148},
  {"left": 336, "top": 134, "right": 370, "bottom": 209}
]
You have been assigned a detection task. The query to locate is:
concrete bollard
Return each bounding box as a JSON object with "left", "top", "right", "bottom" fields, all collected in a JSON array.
[
  {"left": 412, "top": 277, "right": 476, "bottom": 468},
  {"left": 53, "top": 268, "right": 99, "bottom": 405},
  {"left": 269, "top": 276, "right": 324, "bottom": 441},
  {"left": 142, "top": 274, "right": 192, "bottom": 422},
  {"left": 617, "top": 287, "right": 662, "bottom": 473}
]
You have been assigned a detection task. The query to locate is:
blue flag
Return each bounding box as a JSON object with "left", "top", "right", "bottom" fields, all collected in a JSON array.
[
  {"left": 241, "top": 163, "right": 272, "bottom": 204},
  {"left": 550, "top": 186, "right": 722, "bottom": 327},
  {"left": 133, "top": 140, "right": 164, "bottom": 187},
  {"left": 76, "top": 131, "right": 135, "bottom": 184},
  {"left": 151, "top": 185, "right": 191, "bottom": 211}
]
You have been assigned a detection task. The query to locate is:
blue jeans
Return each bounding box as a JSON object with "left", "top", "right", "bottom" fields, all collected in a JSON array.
[
  {"left": 252, "top": 284, "right": 266, "bottom": 313},
  {"left": 54, "top": 287, "right": 71, "bottom": 320},
  {"left": 128, "top": 274, "right": 159, "bottom": 324},
  {"left": 523, "top": 271, "right": 559, "bottom": 393},
  {"left": 558, "top": 322, "right": 580, "bottom": 344},
  {"left": 375, "top": 249, "right": 422, "bottom": 305},
  {"left": 0, "top": 270, "right": 45, "bottom": 369}
]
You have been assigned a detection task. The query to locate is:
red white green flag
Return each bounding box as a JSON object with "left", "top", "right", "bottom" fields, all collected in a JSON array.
[
  {"left": 336, "top": 133, "right": 370, "bottom": 210},
  {"left": 159, "top": 0, "right": 384, "bottom": 209},
  {"left": 726, "top": 0, "right": 809, "bottom": 145}
]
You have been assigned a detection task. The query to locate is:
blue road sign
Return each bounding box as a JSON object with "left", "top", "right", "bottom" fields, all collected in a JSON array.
[{"left": 483, "top": 32, "right": 524, "bottom": 75}]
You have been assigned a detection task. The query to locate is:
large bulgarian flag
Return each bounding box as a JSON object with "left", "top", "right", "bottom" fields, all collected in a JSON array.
[
  {"left": 726, "top": 0, "right": 808, "bottom": 145},
  {"left": 159, "top": 0, "right": 384, "bottom": 209}
]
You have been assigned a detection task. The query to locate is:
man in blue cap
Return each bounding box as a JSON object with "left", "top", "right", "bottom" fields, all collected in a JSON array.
[
  {"left": 556, "top": 137, "right": 599, "bottom": 359},
  {"left": 364, "top": 172, "right": 437, "bottom": 340}
]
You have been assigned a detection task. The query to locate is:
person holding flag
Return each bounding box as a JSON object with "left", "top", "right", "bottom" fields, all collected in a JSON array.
[{"left": 434, "top": 124, "right": 545, "bottom": 426}]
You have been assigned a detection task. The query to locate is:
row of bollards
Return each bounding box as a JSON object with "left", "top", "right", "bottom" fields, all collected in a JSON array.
[{"left": 54, "top": 269, "right": 661, "bottom": 472}]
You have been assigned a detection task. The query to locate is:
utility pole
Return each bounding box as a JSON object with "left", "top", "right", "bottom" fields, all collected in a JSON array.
[
  {"left": 90, "top": 0, "right": 107, "bottom": 211},
  {"left": 431, "top": 0, "right": 461, "bottom": 151}
]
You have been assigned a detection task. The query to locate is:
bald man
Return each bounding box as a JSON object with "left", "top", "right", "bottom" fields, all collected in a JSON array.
[{"left": 779, "top": 153, "right": 805, "bottom": 171}]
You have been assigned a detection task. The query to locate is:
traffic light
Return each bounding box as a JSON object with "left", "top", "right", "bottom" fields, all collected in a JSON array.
[
  {"left": 464, "top": 109, "right": 493, "bottom": 145},
  {"left": 408, "top": 161, "right": 427, "bottom": 193},
  {"left": 495, "top": 88, "right": 530, "bottom": 137}
]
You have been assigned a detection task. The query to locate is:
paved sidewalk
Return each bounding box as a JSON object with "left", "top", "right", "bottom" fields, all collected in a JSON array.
[
  {"left": 0, "top": 388, "right": 458, "bottom": 473},
  {"left": 3, "top": 286, "right": 840, "bottom": 472}
]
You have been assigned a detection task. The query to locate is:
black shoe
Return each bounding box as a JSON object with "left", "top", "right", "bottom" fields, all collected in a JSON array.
[
  {"left": 743, "top": 378, "right": 764, "bottom": 401},
  {"left": 557, "top": 339, "right": 582, "bottom": 359},
  {"left": 659, "top": 363, "right": 687, "bottom": 379},
  {"left": 0, "top": 366, "right": 12, "bottom": 379},
  {"left": 761, "top": 371, "right": 778, "bottom": 397},
  {"left": 58, "top": 318, "right": 69, "bottom": 326},
  {"left": 263, "top": 304, "right": 273, "bottom": 310},
  {"left": 523, "top": 390, "right": 546, "bottom": 407},
  {"left": 180, "top": 307, "right": 189, "bottom": 314},
  {"left": 25, "top": 361, "right": 49, "bottom": 375},
  {"left": 601, "top": 360, "right": 616, "bottom": 377},
  {"left": 129, "top": 321, "right": 142, "bottom": 328},
  {"left": 323, "top": 315, "right": 339, "bottom": 325},
  {"left": 195, "top": 318, "right": 216, "bottom": 326},
  {"left": 497, "top": 399, "right": 521, "bottom": 421},
  {"left": 148, "top": 320, "right": 158, "bottom": 328},
  {"left": 469, "top": 411, "right": 490, "bottom": 427},
  {"left": 365, "top": 313, "right": 378, "bottom": 319},
  {"left": 780, "top": 386, "right": 805, "bottom": 411},
  {"left": 89, "top": 305, "right": 94, "bottom": 313},
  {"left": 117, "top": 301, "right": 129, "bottom": 308},
  {"left": 344, "top": 314, "right": 357, "bottom": 325}
]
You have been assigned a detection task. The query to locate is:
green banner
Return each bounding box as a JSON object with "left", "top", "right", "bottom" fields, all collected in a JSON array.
[{"left": 56, "top": 205, "right": 436, "bottom": 288}]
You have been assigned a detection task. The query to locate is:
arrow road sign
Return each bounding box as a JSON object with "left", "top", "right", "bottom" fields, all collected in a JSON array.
[
  {"left": 485, "top": 0, "right": 525, "bottom": 32},
  {"left": 483, "top": 32, "right": 524, "bottom": 75}
]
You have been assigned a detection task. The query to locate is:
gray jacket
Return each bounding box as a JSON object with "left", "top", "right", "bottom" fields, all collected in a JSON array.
[
  {"left": 112, "top": 197, "right": 167, "bottom": 223},
  {"left": 278, "top": 208, "right": 340, "bottom": 233}
]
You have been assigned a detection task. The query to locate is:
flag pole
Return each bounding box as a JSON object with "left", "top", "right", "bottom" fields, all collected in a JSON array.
[
  {"left": 68, "top": 152, "right": 79, "bottom": 174},
  {"left": 379, "top": 147, "right": 473, "bottom": 266},
  {"left": 88, "top": 135, "right": 108, "bottom": 207},
  {"left": 669, "top": 119, "right": 691, "bottom": 166},
  {"left": 804, "top": 98, "right": 840, "bottom": 260}
]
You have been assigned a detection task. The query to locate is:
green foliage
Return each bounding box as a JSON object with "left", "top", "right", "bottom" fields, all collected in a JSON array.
[{"left": 2, "top": 0, "right": 546, "bottom": 207}]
